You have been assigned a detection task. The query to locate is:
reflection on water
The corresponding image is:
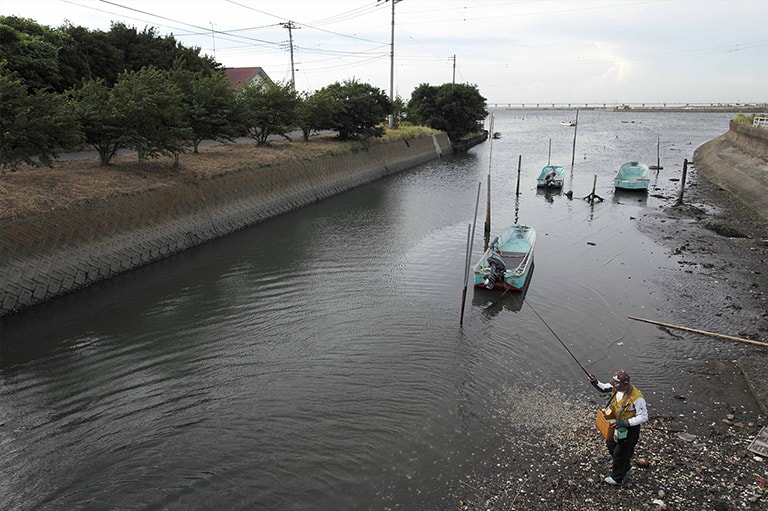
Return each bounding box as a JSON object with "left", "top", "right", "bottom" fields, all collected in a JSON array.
[
  {"left": 0, "top": 109, "right": 742, "bottom": 511},
  {"left": 536, "top": 187, "right": 564, "bottom": 203},
  {"left": 472, "top": 261, "right": 534, "bottom": 316},
  {"left": 612, "top": 188, "right": 649, "bottom": 207}
]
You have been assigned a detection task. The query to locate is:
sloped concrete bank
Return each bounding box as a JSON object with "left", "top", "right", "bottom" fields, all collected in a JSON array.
[
  {"left": 691, "top": 121, "right": 768, "bottom": 416},
  {"left": 0, "top": 133, "right": 452, "bottom": 316},
  {"left": 694, "top": 120, "right": 768, "bottom": 222}
]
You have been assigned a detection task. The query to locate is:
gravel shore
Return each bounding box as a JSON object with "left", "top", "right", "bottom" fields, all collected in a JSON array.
[{"left": 451, "top": 140, "right": 768, "bottom": 511}]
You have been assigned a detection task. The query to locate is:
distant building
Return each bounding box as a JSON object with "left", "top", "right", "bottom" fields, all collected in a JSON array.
[{"left": 224, "top": 67, "right": 274, "bottom": 90}]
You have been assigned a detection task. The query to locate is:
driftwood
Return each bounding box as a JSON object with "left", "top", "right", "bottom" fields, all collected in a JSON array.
[{"left": 628, "top": 316, "right": 768, "bottom": 348}]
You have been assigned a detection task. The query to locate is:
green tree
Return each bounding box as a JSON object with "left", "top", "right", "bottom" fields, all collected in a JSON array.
[
  {"left": 69, "top": 79, "right": 124, "bottom": 166},
  {"left": 0, "top": 67, "right": 79, "bottom": 169},
  {"left": 407, "top": 83, "right": 488, "bottom": 142},
  {"left": 1, "top": 17, "right": 219, "bottom": 93},
  {"left": 392, "top": 94, "right": 406, "bottom": 129},
  {"left": 238, "top": 81, "right": 299, "bottom": 145},
  {"left": 172, "top": 69, "right": 241, "bottom": 153},
  {"left": 111, "top": 66, "right": 191, "bottom": 164},
  {"left": 317, "top": 79, "right": 391, "bottom": 140},
  {"left": 295, "top": 90, "right": 333, "bottom": 141},
  {"left": 0, "top": 16, "right": 64, "bottom": 93},
  {"left": 106, "top": 23, "right": 218, "bottom": 79},
  {"left": 58, "top": 24, "right": 123, "bottom": 89}
]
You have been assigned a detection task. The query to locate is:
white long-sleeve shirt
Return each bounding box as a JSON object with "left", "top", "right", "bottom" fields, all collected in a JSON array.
[{"left": 594, "top": 381, "right": 649, "bottom": 427}]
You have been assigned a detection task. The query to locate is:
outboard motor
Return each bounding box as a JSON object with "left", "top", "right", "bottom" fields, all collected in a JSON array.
[
  {"left": 483, "top": 252, "right": 506, "bottom": 289},
  {"left": 545, "top": 170, "right": 557, "bottom": 186}
]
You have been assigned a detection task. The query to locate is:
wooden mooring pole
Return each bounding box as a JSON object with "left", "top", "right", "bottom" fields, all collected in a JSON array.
[
  {"left": 515, "top": 155, "right": 522, "bottom": 196},
  {"left": 675, "top": 159, "right": 688, "bottom": 206},
  {"left": 584, "top": 175, "right": 603, "bottom": 203},
  {"left": 570, "top": 109, "right": 579, "bottom": 166}
]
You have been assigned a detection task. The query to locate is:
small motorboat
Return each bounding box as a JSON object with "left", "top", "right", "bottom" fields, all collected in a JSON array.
[
  {"left": 536, "top": 165, "right": 565, "bottom": 188},
  {"left": 473, "top": 224, "right": 536, "bottom": 291},
  {"left": 614, "top": 161, "right": 650, "bottom": 191}
]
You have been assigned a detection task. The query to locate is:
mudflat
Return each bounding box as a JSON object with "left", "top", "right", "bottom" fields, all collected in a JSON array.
[{"left": 454, "top": 144, "right": 768, "bottom": 510}]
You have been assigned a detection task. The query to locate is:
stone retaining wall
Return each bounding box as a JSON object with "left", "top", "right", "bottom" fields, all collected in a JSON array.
[{"left": 0, "top": 134, "right": 452, "bottom": 316}]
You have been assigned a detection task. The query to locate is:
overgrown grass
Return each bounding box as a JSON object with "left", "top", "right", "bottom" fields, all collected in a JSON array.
[
  {"left": 732, "top": 113, "right": 755, "bottom": 125},
  {"left": 382, "top": 125, "right": 439, "bottom": 140}
]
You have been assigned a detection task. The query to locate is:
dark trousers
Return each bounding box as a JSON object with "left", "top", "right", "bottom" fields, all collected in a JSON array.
[{"left": 606, "top": 425, "right": 640, "bottom": 482}]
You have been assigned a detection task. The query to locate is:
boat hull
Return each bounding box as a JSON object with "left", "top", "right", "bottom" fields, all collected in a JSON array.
[
  {"left": 614, "top": 161, "right": 650, "bottom": 191},
  {"left": 472, "top": 224, "right": 536, "bottom": 291}
]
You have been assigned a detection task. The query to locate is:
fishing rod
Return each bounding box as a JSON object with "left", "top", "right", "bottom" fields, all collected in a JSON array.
[{"left": 526, "top": 301, "right": 590, "bottom": 376}]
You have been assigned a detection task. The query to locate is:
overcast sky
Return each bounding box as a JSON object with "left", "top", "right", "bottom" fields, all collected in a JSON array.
[{"left": 3, "top": 0, "right": 767, "bottom": 105}]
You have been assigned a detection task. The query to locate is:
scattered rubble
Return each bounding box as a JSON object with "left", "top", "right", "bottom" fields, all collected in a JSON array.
[{"left": 452, "top": 386, "right": 766, "bottom": 511}]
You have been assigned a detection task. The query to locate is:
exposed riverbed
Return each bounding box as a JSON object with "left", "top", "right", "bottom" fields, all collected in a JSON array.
[{"left": 2, "top": 109, "right": 766, "bottom": 510}]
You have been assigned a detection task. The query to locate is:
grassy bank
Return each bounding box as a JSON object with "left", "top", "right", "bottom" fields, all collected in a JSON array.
[{"left": 0, "top": 127, "right": 439, "bottom": 222}]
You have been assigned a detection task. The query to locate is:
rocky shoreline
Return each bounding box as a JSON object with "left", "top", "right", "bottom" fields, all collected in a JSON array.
[{"left": 451, "top": 140, "right": 768, "bottom": 510}]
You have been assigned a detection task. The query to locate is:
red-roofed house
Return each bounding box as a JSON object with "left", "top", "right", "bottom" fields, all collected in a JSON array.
[{"left": 224, "top": 67, "right": 274, "bottom": 90}]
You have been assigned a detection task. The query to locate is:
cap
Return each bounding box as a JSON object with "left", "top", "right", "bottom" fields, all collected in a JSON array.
[{"left": 611, "top": 370, "right": 630, "bottom": 387}]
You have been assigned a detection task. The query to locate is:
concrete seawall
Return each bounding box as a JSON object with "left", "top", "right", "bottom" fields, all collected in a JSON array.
[
  {"left": 694, "top": 121, "right": 768, "bottom": 222},
  {"left": 0, "top": 133, "right": 452, "bottom": 316}
]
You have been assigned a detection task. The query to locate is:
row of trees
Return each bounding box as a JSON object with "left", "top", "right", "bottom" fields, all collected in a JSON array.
[{"left": 1, "top": 15, "right": 488, "bottom": 171}]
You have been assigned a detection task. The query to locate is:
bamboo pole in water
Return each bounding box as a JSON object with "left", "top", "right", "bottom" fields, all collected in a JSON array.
[
  {"left": 515, "top": 155, "right": 522, "bottom": 197},
  {"left": 460, "top": 223, "right": 472, "bottom": 326},
  {"left": 628, "top": 316, "right": 768, "bottom": 348},
  {"left": 484, "top": 115, "right": 494, "bottom": 238},
  {"left": 460, "top": 181, "right": 483, "bottom": 326},
  {"left": 570, "top": 110, "right": 579, "bottom": 165},
  {"left": 547, "top": 138, "right": 551, "bottom": 166}
]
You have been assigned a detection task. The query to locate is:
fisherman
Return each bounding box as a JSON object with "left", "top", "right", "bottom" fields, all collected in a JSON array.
[{"left": 587, "top": 370, "right": 649, "bottom": 486}]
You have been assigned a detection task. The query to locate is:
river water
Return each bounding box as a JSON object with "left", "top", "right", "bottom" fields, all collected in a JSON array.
[{"left": 0, "top": 109, "right": 738, "bottom": 510}]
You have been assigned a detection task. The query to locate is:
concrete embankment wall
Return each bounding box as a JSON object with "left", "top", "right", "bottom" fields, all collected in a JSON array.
[
  {"left": 0, "top": 133, "right": 452, "bottom": 316},
  {"left": 694, "top": 121, "right": 768, "bottom": 222}
]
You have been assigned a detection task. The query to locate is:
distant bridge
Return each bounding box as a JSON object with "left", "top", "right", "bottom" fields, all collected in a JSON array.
[{"left": 489, "top": 102, "right": 767, "bottom": 111}]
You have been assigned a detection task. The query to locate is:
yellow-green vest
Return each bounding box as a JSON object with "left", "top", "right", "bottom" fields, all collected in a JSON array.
[{"left": 610, "top": 385, "right": 643, "bottom": 421}]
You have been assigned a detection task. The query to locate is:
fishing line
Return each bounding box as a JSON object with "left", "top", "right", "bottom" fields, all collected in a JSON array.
[{"left": 526, "top": 301, "right": 590, "bottom": 376}]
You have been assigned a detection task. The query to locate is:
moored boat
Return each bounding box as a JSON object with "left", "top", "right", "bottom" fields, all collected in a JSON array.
[
  {"left": 473, "top": 224, "right": 536, "bottom": 291},
  {"left": 536, "top": 165, "right": 565, "bottom": 188},
  {"left": 614, "top": 161, "right": 650, "bottom": 191}
]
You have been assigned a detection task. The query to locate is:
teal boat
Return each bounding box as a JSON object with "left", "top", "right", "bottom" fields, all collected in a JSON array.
[
  {"left": 536, "top": 165, "right": 565, "bottom": 188},
  {"left": 614, "top": 161, "right": 650, "bottom": 191},
  {"left": 473, "top": 224, "right": 536, "bottom": 291}
]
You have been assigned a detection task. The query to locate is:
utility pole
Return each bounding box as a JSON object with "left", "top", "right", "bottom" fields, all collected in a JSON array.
[
  {"left": 209, "top": 22, "right": 216, "bottom": 59},
  {"left": 452, "top": 54, "right": 456, "bottom": 83},
  {"left": 378, "top": 0, "right": 402, "bottom": 128},
  {"left": 281, "top": 21, "right": 299, "bottom": 90}
]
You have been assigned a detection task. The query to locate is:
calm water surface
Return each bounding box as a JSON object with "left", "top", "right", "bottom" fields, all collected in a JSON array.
[{"left": 0, "top": 110, "right": 739, "bottom": 510}]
